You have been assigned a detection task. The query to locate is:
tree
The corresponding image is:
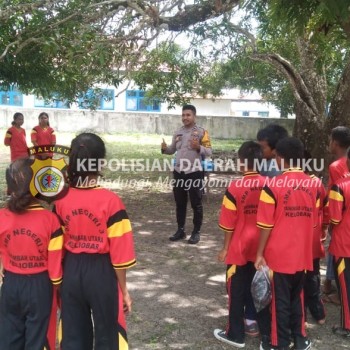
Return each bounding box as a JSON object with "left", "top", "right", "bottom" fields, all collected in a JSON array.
[
  {"left": 2, "top": 0, "right": 350, "bottom": 166},
  {"left": 148, "top": 0, "right": 350, "bottom": 164},
  {"left": 0, "top": 0, "right": 240, "bottom": 102}
]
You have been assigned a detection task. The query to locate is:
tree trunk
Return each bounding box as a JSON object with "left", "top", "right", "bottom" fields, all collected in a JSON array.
[
  {"left": 326, "top": 57, "right": 350, "bottom": 133},
  {"left": 293, "top": 101, "right": 328, "bottom": 176}
]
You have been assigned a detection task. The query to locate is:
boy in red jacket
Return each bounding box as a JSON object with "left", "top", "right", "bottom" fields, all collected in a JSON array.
[{"left": 214, "top": 141, "right": 266, "bottom": 348}]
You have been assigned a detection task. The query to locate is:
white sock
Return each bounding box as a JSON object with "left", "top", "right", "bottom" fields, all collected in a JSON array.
[{"left": 245, "top": 319, "right": 257, "bottom": 326}]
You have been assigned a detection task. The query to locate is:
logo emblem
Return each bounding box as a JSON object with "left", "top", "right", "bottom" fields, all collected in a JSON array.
[
  {"left": 28, "top": 145, "right": 70, "bottom": 201},
  {"left": 30, "top": 158, "right": 67, "bottom": 200}
]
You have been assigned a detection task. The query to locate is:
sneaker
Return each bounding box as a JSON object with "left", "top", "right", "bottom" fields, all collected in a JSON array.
[
  {"left": 213, "top": 329, "right": 245, "bottom": 348},
  {"left": 294, "top": 339, "right": 312, "bottom": 350},
  {"left": 332, "top": 325, "right": 350, "bottom": 338},
  {"left": 244, "top": 320, "right": 259, "bottom": 337},
  {"left": 188, "top": 231, "right": 200, "bottom": 244},
  {"left": 169, "top": 228, "right": 186, "bottom": 241},
  {"left": 259, "top": 341, "right": 292, "bottom": 350}
]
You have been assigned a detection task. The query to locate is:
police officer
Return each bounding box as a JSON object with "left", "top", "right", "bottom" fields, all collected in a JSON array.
[{"left": 161, "top": 104, "right": 212, "bottom": 244}]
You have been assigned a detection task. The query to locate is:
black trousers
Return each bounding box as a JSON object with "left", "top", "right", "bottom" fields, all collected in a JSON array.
[
  {"left": 333, "top": 256, "right": 350, "bottom": 330},
  {"left": 61, "top": 252, "right": 121, "bottom": 350},
  {"left": 304, "top": 258, "right": 325, "bottom": 322},
  {"left": 0, "top": 271, "right": 53, "bottom": 350},
  {"left": 226, "top": 262, "right": 256, "bottom": 343},
  {"left": 173, "top": 170, "right": 203, "bottom": 232},
  {"left": 257, "top": 270, "right": 307, "bottom": 349}
]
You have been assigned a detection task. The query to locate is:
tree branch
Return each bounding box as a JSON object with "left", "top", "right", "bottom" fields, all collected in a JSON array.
[
  {"left": 252, "top": 52, "right": 320, "bottom": 118},
  {"left": 159, "top": 0, "right": 241, "bottom": 31}
]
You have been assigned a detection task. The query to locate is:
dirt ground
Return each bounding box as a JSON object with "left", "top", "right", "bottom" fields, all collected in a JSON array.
[
  {"left": 0, "top": 136, "right": 348, "bottom": 350},
  {"left": 122, "top": 174, "right": 350, "bottom": 350}
]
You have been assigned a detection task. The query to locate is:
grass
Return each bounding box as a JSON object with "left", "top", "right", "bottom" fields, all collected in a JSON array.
[{"left": 0, "top": 130, "right": 244, "bottom": 195}]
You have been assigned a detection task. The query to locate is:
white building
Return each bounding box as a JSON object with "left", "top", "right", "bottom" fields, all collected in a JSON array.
[{"left": 0, "top": 85, "right": 289, "bottom": 118}]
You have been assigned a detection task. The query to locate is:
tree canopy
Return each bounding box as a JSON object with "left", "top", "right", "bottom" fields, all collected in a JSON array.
[
  {"left": 0, "top": 0, "right": 239, "bottom": 102},
  {"left": 2, "top": 0, "right": 350, "bottom": 160}
]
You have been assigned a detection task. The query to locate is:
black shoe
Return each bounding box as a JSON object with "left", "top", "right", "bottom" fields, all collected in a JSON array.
[
  {"left": 188, "top": 231, "right": 200, "bottom": 244},
  {"left": 169, "top": 228, "right": 186, "bottom": 241},
  {"left": 332, "top": 325, "right": 350, "bottom": 338},
  {"left": 294, "top": 338, "right": 311, "bottom": 350}
]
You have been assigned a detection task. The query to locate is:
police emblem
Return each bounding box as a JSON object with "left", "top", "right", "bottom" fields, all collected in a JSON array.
[{"left": 28, "top": 145, "right": 70, "bottom": 201}]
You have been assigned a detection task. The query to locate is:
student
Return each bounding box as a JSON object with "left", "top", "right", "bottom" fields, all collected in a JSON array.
[
  {"left": 0, "top": 158, "right": 63, "bottom": 350},
  {"left": 304, "top": 173, "right": 328, "bottom": 325},
  {"left": 161, "top": 104, "right": 212, "bottom": 244},
  {"left": 242, "top": 123, "right": 288, "bottom": 336},
  {"left": 256, "top": 124, "right": 288, "bottom": 177},
  {"left": 255, "top": 137, "right": 319, "bottom": 350},
  {"left": 214, "top": 141, "right": 265, "bottom": 348},
  {"left": 4, "top": 112, "right": 28, "bottom": 161},
  {"left": 328, "top": 147, "right": 350, "bottom": 337},
  {"left": 53, "top": 132, "right": 136, "bottom": 350},
  {"left": 323, "top": 126, "right": 350, "bottom": 298},
  {"left": 31, "top": 112, "right": 56, "bottom": 158}
]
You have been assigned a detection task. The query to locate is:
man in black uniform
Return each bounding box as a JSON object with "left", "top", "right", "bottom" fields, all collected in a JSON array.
[{"left": 161, "top": 105, "right": 212, "bottom": 244}]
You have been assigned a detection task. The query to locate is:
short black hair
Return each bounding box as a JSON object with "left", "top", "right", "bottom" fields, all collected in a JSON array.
[
  {"left": 182, "top": 104, "right": 196, "bottom": 114},
  {"left": 238, "top": 141, "right": 263, "bottom": 169},
  {"left": 331, "top": 126, "right": 350, "bottom": 149},
  {"left": 256, "top": 124, "right": 288, "bottom": 150},
  {"left": 275, "top": 137, "right": 304, "bottom": 164}
]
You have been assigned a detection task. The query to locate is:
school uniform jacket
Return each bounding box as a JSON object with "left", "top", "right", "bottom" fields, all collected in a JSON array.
[
  {"left": 328, "top": 175, "right": 350, "bottom": 258},
  {"left": 31, "top": 125, "right": 56, "bottom": 146},
  {"left": 257, "top": 168, "right": 320, "bottom": 274},
  {"left": 219, "top": 172, "right": 265, "bottom": 265},
  {"left": 0, "top": 204, "right": 63, "bottom": 284},
  {"left": 53, "top": 186, "right": 136, "bottom": 270},
  {"left": 4, "top": 126, "right": 28, "bottom": 161}
]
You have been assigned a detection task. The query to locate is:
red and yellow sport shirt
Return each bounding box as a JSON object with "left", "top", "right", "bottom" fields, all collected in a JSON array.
[
  {"left": 219, "top": 172, "right": 265, "bottom": 265},
  {"left": 53, "top": 187, "right": 136, "bottom": 270},
  {"left": 328, "top": 175, "right": 350, "bottom": 257},
  {"left": 31, "top": 126, "right": 56, "bottom": 146},
  {"left": 257, "top": 168, "right": 320, "bottom": 273},
  {"left": 0, "top": 204, "right": 63, "bottom": 284},
  {"left": 328, "top": 157, "right": 349, "bottom": 189},
  {"left": 4, "top": 126, "right": 28, "bottom": 161}
]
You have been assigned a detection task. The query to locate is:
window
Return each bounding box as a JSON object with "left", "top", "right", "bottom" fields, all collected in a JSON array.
[
  {"left": 34, "top": 96, "right": 69, "bottom": 108},
  {"left": 0, "top": 86, "right": 23, "bottom": 106},
  {"left": 258, "top": 111, "right": 269, "bottom": 117},
  {"left": 242, "top": 111, "right": 250, "bottom": 117},
  {"left": 79, "top": 89, "right": 115, "bottom": 110},
  {"left": 126, "top": 90, "right": 160, "bottom": 112}
]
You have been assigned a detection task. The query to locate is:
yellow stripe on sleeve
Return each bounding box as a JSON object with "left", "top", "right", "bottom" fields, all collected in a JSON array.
[
  {"left": 108, "top": 219, "right": 132, "bottom": 238},
  {"left": 260, "top": 189, "right": 275, "bottom": 204},
  {"left": 51, "top": 277, "right": 63, "bottom": 285},
  {"left": 257, "top": 222, "right": 274, "bottom": 229},
  {"left": 316, "top": 198, "right": 320, "bottom": 209},
  {"left": 222, "top": 195, "right": 237, "bottom": 211},
  {"left": 113, "top": 259, "right": 137, "bottom": 270},
  {"left": 48, "top": 235, "right": 63, "bottom": 251},
  {"left": 218, "top": 224, "right": 234, "bottom": 232},
  {"left": 329, "top": 189, "right": 344, "bottom": 202}
]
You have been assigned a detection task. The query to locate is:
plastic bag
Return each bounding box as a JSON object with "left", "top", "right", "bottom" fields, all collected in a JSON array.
[{"left": 251, "top": 266, "right": 272, "bottom": 312}]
